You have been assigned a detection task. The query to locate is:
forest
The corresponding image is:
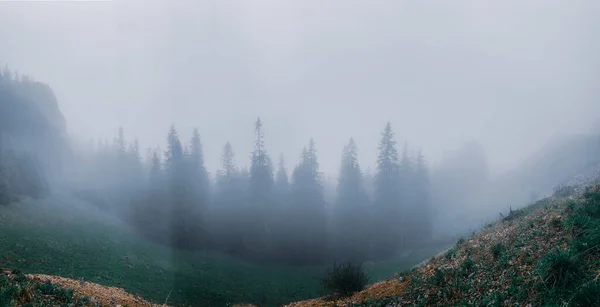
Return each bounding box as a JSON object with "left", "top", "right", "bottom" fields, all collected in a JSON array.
[
  {"left": 70, "top": 119, "right": 432, "bottom": 265},
  {"left": 3, "top": 65, "right": 600, "bottom": 268}
]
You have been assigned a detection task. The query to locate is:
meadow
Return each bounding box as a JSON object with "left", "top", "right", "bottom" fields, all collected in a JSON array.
[{"left": 0, "top": 193, "right": 436, "bottom": 306}]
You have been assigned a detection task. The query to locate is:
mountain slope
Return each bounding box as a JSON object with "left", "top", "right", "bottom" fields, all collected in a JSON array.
[{"left": 287, "top": 183, "right": 600, "bottom": 306}]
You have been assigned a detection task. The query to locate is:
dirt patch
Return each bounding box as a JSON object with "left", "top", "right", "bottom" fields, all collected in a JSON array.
[
  {"left": 26, "top": 274, "right": 167, "bottom": 307},
  {"left": 284, "top": 279, "right": 409, "bottom": 307}
]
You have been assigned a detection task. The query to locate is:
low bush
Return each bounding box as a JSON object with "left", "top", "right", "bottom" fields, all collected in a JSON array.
[
  {"left": 460, "top": 258, "right": 475, "bottom": 276},
  {"left": 321, "top": 262, "right": 369, "bottom": 298},
  {"left": 429, "top": 268, "right": 445, "bottom": 287},
  {"left": 550, "top": 217, "right": 562, "bottom": 229},
  {"left": 570, "top": 280, "right": 600, "bottom": 307},
  {"left": 490, "top": 243, "right": 504, "bottom": 260},
  {"left": 445, "top": 248, "right": 456, "bottom": 260},
  {"left": 536, "top": 249, "right": 584, "bottom": 289}
]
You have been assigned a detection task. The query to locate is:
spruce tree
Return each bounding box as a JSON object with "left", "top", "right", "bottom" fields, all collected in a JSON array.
[
  {"left": 187, "top": 128, "right": 210, "bottom": 237},
  {"left": 248, "top": 118, "right": 274, "bottom": 252},
  {"left": 334, "top": 138, "right": 370, "bottom": 261},
  {"left": 218, "top": 142, "right": 236, "bottom": 179},
  {"left": 397, "top": 142, "right": 414, "bottom": 244},
  {"left": 373, "top": 122, "right": 402, "bottom": 258},
  {"left": 139, "top": 151, "right": 166, "bottom": 239},
  {"left": 289, "top": 139, "right": 327, "bottom": 262},
  {"left": 273, "top": 154, "right": 291, "bottom": 253},
  {"left": 414, "top": 149, "right": 432, "bottom": 242},
  {"left": 114, "top": 127, "right": 126, "bottom": 157},
  {"left": 213, "top": 142, "right": 247, "bottom": 253},
  {"left": 189, "top": 129, "right": 210, "bottom": 195},
  {"left": 0, "top": 142, "right": 10, "bottom": 205},
  {"left": 275, "top": 154, "right": 289, "bottom": 196},
  {"left": 164, "top": 126, "right": 192, "bottom": 248}
]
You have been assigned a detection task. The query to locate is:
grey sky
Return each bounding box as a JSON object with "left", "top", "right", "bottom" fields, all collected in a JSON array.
[{"left": 0, "top": 0, "right": 598, "bottom": 176}]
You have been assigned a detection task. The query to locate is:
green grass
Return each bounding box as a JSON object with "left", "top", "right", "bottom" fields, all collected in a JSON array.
[
  {"left": 0, "top": 193, "right": 434, "bottom": 307},
  {"left": 0, "top": 270, "right": 93, "bottom": 307},
  {"left": 346, "top": 188, "right": 600, "bottom": 306}
]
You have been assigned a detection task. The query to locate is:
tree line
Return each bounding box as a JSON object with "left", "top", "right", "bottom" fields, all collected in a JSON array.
[{"left": 72, "top": 119, "right": 431, "bottom": 264}]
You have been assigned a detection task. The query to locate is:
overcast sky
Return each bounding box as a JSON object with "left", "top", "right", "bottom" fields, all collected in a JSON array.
[{"left": 0, "top": 0, "right": 598, "bottom": 176}]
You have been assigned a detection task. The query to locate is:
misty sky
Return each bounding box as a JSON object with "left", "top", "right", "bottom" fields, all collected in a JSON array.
[{"left": 0, "top": 0, "right": 598, "bottom": 176}]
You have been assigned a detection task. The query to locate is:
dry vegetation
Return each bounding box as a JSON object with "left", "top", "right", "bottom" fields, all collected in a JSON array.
[
  {"left": 286, "top": 185, "right": 600, "bottom": 307},
  {"left": 27, "top": 274, "right": 165, "bottom": 307}
]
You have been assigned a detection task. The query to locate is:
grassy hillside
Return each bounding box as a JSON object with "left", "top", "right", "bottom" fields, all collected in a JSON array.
[
  {"left": 288, "top": 185, "right": 600, "bottom": 306},
  {"left": 0, "top": 269, "right": 94, "bottom": 307},
  {"left": 0, "top": 193, "right": 435, "bottom": 307}
]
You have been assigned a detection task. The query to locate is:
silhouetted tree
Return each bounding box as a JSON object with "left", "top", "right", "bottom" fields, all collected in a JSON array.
[
  {"left": 397, "top": 142, "right": 414, "bottom": 245},
  {"left": 272, "top": 154, "right": 291, "bottom": 254},
  {"left": 0, "top": 141, "right": 10, "bottom": 205},
  {"left": 136, "top": 151, "right": 168, "bottom": 240},
  {"left": 212, "top": 142, "right": 247, "bottom": 253},
  {"left": 333, "top": 138, "right": 371, "bottom": 261},
  {"left": 248, "top": 118, "right": 274, "bottom": 253},
  {"left": 186, "top": 129, "right": 210, "bottom": 243},
  {"left": 413, "top": 149, "right": 431, "bottom": 242},
  {"left": 164, "top": 126, "right": 195, "bottom": 248},
  {"left": 275, "top": 154, "right": 290, "bottom": 198},
  {"left": 113, "top": 127, "right": 126, "bottom": 157},
  {"left": 372, "top": 122, "right": 402, "bottom": 258},
  {"left": 288, "top": 139, "right": 328, "bottom": 262}
]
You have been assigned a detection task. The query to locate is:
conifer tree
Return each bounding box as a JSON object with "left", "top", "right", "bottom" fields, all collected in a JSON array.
[
  {"left": 248, "top": 118, "right": 274, "bottom": 251},
  {"left": 272, "top": 154, "right": 291, "bottom": 253},
  {"left": 218, "top": 142, "right": 236, "bottom": 180},
  {"left": 137, "top": 151, "right": 166, "bottom": 238},
  {"left": 189, "top": 129, "right": 210, "bottom": 194},
  {"left": 372, "top": 122, "right": 402, "bottom": 258},
  {"left": 289, "top": 139, "right": 327, "bottom": 262},
  {"left": 334, "top": 138, "right": 370, "bottom": 261},
  {"left": 0, "top": 142, "right": 10, "bottom": 205},
  {"left": 275, "top": 154, "right": 289, "bottom": 196},
  {"left": 413, "top": 149, "right": 432, "bottom": 241},
  {"left": 213, "top": 142, "right": 247, "bottom": 253},
  {"left": 187, "top": 128, "right": 210, "bottom": 234},
  {"left": 114, "top": 127, "right": 126, "bottom": 157},
  {"left": 164, "top": 126, "right": 193, "bottom": 248},
  {"left": 397, "top": 142, "right": 414, "bottom": 243}
]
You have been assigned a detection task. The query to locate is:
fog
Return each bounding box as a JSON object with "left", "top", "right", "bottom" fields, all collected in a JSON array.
[
  {"left": 1, "top": 0, "right": 598, "bottom": 177},
  {"left": 1, "top": 1, "right": 600, "bottom": 305}
]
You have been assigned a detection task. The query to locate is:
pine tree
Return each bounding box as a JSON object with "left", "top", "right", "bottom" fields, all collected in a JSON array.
[
  {"left": 165, "top": 126, "right": 184, "bottom": 172},
  {"left": 288, "top": 138, "right": 327, "bottom": 262},
  {"left": 413, "top": 149, "right": 432, "bottom": 242},
  {"left": 275, "top": 154, "right": 289, "bottom": 195},
  {"left": 213, "top": 142, "right": 247, "bottom": 253},
  {"left": 188, "top": 129, "right": 210, "bottom": 218},
  {"left": 372, "top": 122, "right": 402, "bottom": 258},
  {"left": 248, "top": 118, "right": 274, "bottom": 252},
  {"left": 272, "top": 154, "right": 291, "bottom": 254},
  {"left": 163, "top": 126, "right": 193, "bottom": 248},
  {"left": 0, "top": 141, "right": 10, "bottom": 205},
  {"left": 218, "top": 142, "right": 236, "bottom": 179},
  {"left": 114, "top": 127, "right": 126, "bottom": 157},
  {"left": 138, "top": 151, "right": 166, "bottom": 238},
  {"left": 333, "top": 138, "right": 370, "bottom": 261},
  {"left": 397, "top": 142, "right": 414, "bottom": 244},
  {"left": 0, "top": 165, "right": 9, "bottom": 205}
]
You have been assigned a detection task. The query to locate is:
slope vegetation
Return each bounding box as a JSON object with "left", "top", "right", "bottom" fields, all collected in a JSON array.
[{"left": 288, "top": 184, "right": 600, "bottom": 306}]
